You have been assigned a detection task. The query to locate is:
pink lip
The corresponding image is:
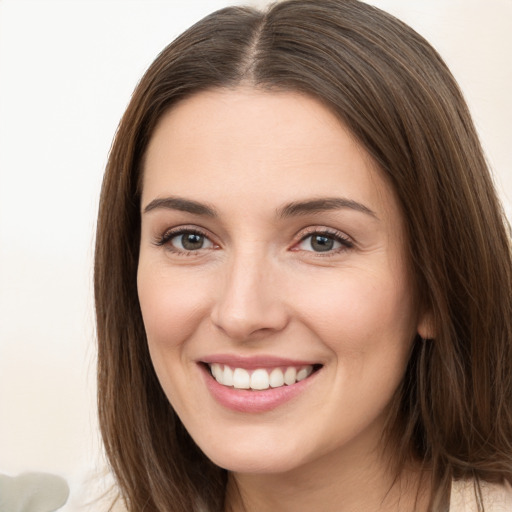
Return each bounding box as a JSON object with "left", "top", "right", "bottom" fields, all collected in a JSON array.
[{"left": 198, "top": 361, "right": 321, "bottom": 413}]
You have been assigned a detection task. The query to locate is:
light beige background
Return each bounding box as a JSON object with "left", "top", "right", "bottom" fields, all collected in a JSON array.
[{"left": 0, "top": 1, "right": 510, "bottom": 510}]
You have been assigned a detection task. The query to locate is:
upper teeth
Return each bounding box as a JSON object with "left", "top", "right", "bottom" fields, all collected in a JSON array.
[{"left": 209, "top": 363, "right": 314, "bottom": 390}]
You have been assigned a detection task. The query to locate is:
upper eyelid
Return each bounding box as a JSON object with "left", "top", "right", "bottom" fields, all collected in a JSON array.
[
  {"left": 299, "top": 227, "right": 347, "bottom": 236},
  {"left": 161, "top": 225, "right": 211, "bottom": 238},
  {"left": 295, "top": 226, "right": 352, "bottom": 242}
]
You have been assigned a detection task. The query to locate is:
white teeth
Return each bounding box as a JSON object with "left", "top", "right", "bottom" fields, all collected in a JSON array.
[
  {"left": 250, "top": 369, "right": 270, "bottom": 390},
  {"left": 269, "top": 367, "right": 285, "bottom": 388},
  {"left": 223, "top": 365, "right": 233, "bottom": 386},
  {"left": 284, "top": 367, "right": 297, "bottom": 386},
  {"left": 297, "top": 366, "right": 313, "bottom": 381},
  {"left": 211, "top": 363, "right": 222, "bottom": 382},
  {"left": 233, "top": 368, "right": 250, "bottom": 389},
  {"left": 209, "top": 364, "right": 315, "bottom": 390}
]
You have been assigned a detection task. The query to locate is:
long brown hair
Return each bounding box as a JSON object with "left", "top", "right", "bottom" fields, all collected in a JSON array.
[{"left": 94, "top": 1, "right": 512, "bottom": 510}]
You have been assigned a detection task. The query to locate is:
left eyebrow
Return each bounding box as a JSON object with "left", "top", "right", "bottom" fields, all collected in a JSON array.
[{"left": 277, "top": 197, "right": 378, "bottom": 219}]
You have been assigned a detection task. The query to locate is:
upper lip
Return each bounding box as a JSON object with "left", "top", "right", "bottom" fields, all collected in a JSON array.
[{"left": 199, "top": 354, "right": 321, "bottom": 369}]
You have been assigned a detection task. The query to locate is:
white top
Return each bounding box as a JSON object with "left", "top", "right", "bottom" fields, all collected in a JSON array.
[{"left": 450, "top": 479, "right": 512, "bottom": 511}]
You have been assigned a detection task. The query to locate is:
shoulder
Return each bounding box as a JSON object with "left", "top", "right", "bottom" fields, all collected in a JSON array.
[{"left": 450, "top": 478, "right": 512, "bottom": 511}]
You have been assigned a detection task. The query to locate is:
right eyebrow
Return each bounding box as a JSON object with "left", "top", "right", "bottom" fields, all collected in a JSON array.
[{"left": 143, "top": 196, "right": 218, "bottom": 217}]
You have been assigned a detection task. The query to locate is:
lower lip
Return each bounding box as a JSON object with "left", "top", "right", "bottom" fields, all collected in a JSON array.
[{"left": 200, "top": 364, "right": 319, "bottom": 413}]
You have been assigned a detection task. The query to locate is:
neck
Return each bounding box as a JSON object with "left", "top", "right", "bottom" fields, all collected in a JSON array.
[{"left": 224, "top": 444, "right": 430, "bottom": 512}]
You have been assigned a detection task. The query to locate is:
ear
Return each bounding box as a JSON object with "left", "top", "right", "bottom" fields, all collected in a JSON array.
[{"left": 417, "top": 309, "right": 435, "bottom": 340}]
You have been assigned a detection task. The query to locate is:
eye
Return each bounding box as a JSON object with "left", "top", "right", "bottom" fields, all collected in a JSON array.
[
  {"left": 173, "top": 232, "right": 213, "bottom": 251},
  {"left": 297, "top": 231, "right": 353, "bottom": 253},
  {"left": 157, "top": 229, "right": 215, "bottom": 252}
]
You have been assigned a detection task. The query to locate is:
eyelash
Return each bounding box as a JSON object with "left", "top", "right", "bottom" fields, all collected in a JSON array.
[
  {"left": 154, "top": 226, "right": 354, "bottom": 256},
  {"left": 154, "top": 227, "right": 214, "bottom": 256},
  {"left": 294, "top": 228, "right": 354, "bottom": 256}
]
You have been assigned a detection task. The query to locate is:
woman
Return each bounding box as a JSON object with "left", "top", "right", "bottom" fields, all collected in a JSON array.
[{"left": 94, "top": 1, "right": 512, "bottom": 510}]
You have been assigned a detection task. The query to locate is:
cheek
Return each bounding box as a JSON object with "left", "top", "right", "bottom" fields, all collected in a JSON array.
[
  {"left": 137, "top": 263, "right": 214, "bottom": 410},
  {"left": 291, "top": 266, "right": 416, "bottom": 356},
  {"left": 137, "top": 263, "right": 212, "bottom": 350},
  {"left": 295, "top": 269, "right": 416, "bottom": 429}
]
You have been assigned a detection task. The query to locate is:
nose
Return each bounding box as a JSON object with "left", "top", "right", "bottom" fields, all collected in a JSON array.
[{"left": 210, "top": 250, "right": 289, "bottom": 341}]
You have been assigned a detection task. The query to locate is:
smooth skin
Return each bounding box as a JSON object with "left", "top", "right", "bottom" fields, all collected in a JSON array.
[{"left": 137, "top": 88, "right": 431, "bottom": 511}]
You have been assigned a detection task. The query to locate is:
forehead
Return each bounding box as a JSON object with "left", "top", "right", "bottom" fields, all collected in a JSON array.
[
  {"left": 145, "top": 87, "right": 359, "bottom": 165},
  {"left": 141, "top": 87, "right": 398, "bottom": 221}
]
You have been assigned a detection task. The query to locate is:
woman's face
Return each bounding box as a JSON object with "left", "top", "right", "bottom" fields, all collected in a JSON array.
[{"left": 137, "top": 88, "right": 427, "bottom": 474}]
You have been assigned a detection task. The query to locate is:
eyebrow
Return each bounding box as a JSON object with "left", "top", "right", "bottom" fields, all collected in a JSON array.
[
  {"left": 142, "top": 195, "right": 377, "bottom": 219},
  {"left": 277, "top": 197, "right": 378, "bottom": 219},
  {"left": 143, "top": 196, "right": 217, "bottom": 216}
]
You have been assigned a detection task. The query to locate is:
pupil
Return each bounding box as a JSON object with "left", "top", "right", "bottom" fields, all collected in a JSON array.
[
  {"left": 312, "top": 235, "right": 333, "bottom": 252},
  {"left": 182, "top": 233, "right": 203, "bottom": 250}
]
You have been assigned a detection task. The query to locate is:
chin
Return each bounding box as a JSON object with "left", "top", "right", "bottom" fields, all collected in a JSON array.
[
  {"left": 194, "top": 431, "right": 311, "bottom": 475},
  {"left": 209, "top": 451, "right": 304, "bottom": 475}
]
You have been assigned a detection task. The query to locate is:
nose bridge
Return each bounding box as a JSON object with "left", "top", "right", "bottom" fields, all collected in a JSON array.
[{"left": 211, "top": 245, "right": 287, "bottom": 340}]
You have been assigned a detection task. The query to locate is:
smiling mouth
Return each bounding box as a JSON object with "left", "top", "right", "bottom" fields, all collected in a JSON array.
[{"left": 206, "top": 363, "right": 322, "bottom": 391}]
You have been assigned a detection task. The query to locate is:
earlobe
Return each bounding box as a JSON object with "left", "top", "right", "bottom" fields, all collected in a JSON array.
[{"left": 417, "top": 310, "right": 435, "bottom": 340}]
